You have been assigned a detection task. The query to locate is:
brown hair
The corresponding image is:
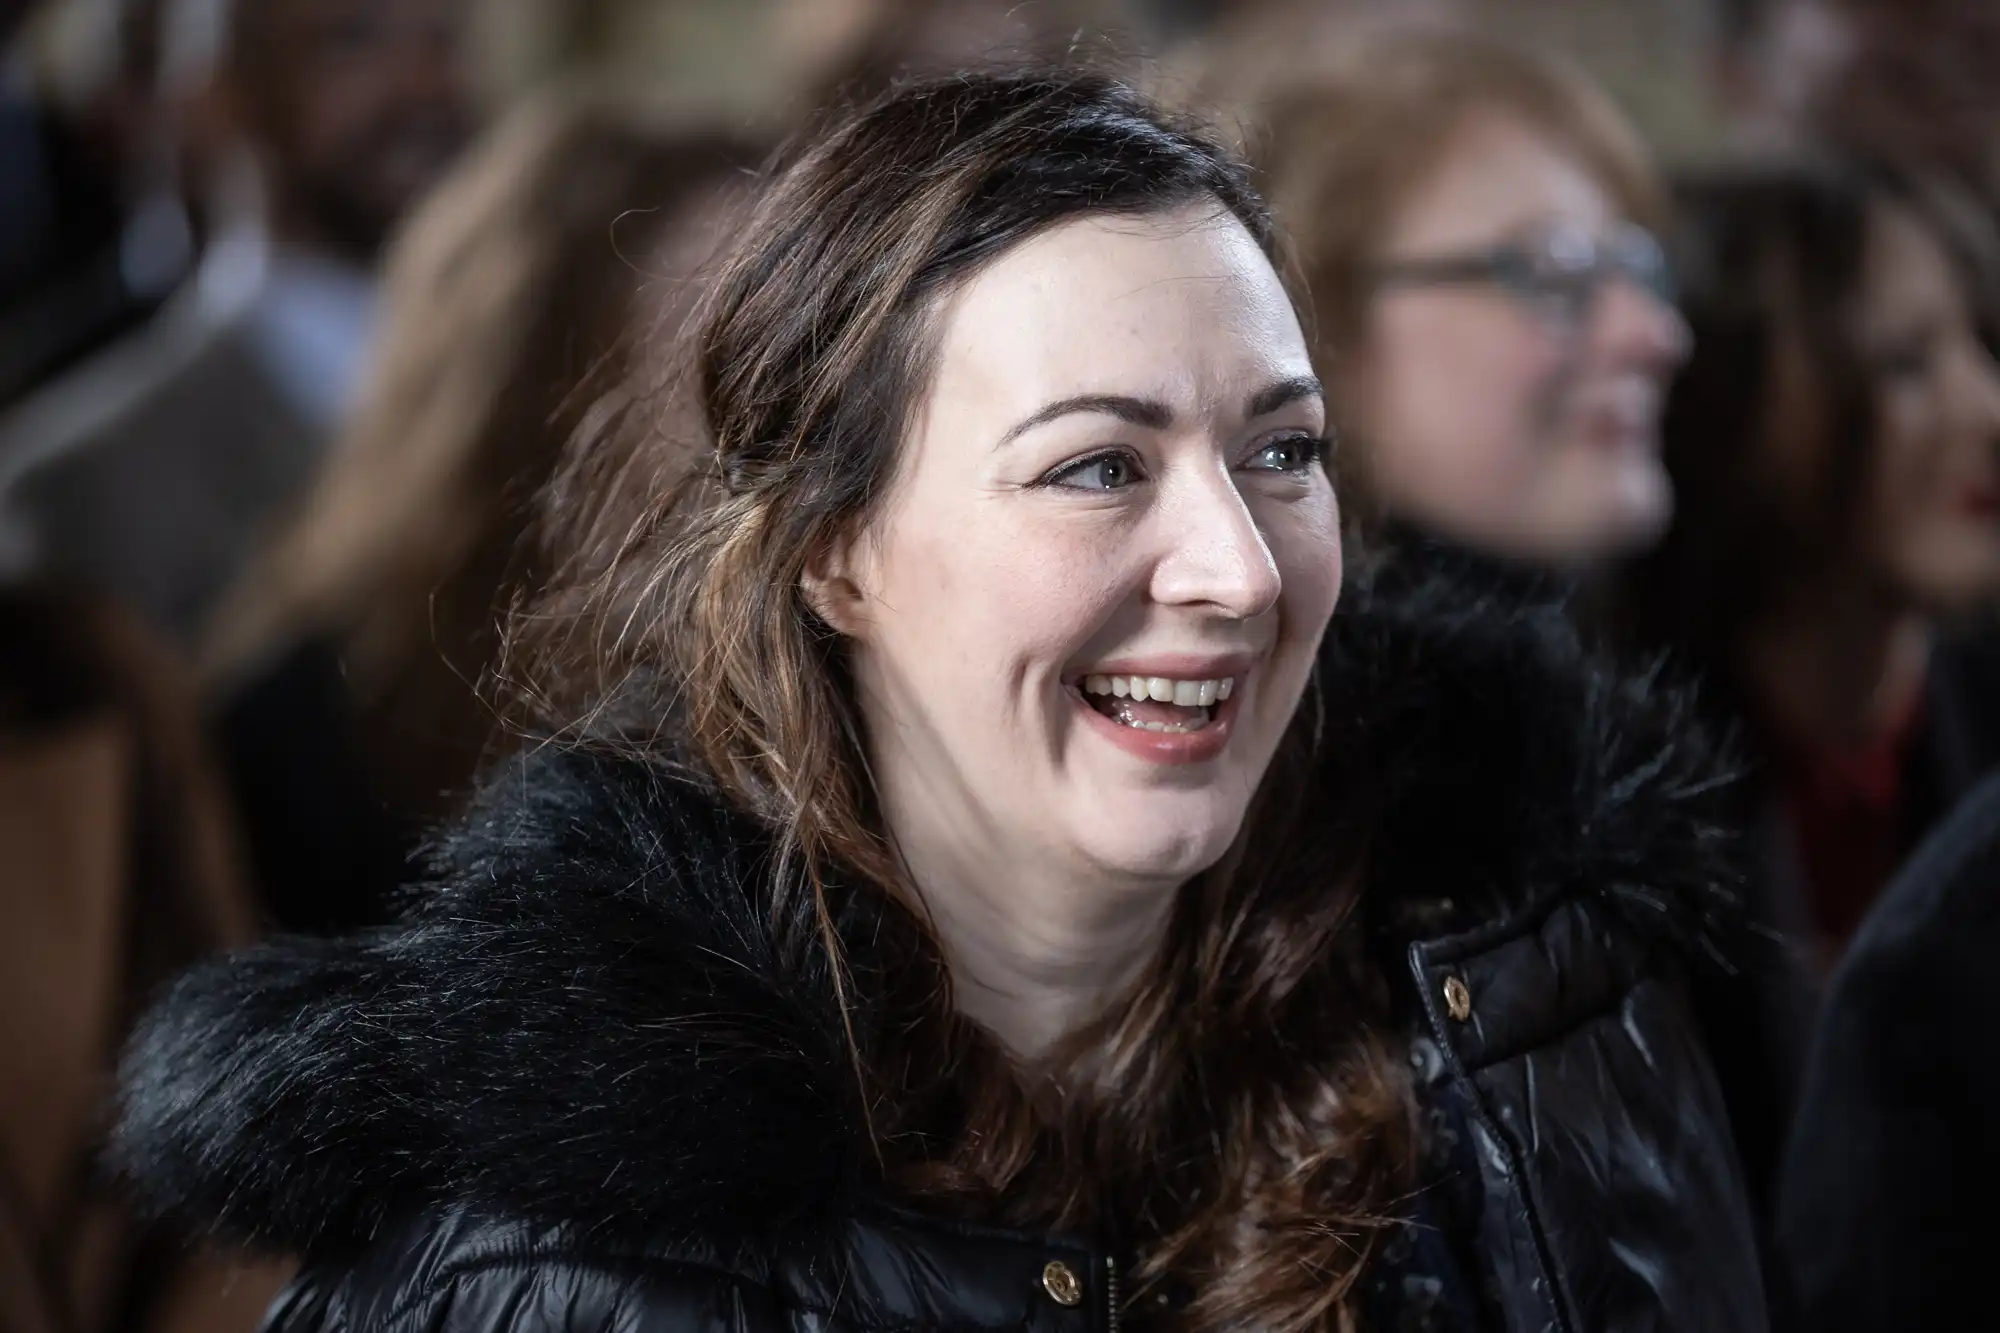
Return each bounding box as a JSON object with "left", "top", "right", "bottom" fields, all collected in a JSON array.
[
  {"left": 519, "top": 68, "right": 1414, "bottom": 1331},
  {"left": 1256, "top": 28, "right": 1664, "bottom": 361},
  {"left": 205, "top": 94, "right": 759, "bottom": 820}
]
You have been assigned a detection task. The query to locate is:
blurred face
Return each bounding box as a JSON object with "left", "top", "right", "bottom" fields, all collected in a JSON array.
[
  {"left": 1851, "top": 200, "right": 2000, "bottom": 611},
  {"left": 825, "top": 205, "right": 1340, "bottom": 896},
  {"left": 243, "top": 0, "right": 473, "bottom": 258},
  {"left": 1343, "top": 109, "right": 1690, "bottom": 561}
]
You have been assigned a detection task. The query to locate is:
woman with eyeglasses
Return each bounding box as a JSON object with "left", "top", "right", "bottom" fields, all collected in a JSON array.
[{"left": 1258, "top": 28, "right": 1690, "bottom": 564}]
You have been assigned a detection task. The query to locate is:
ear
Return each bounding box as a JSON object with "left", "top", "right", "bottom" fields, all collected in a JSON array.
[{"left": 801, "top": 537, "right": 871, "bottom": 638}]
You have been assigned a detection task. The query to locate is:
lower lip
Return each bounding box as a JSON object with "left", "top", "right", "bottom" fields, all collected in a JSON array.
[
  {"left": 1584, "top": 417, "right": 1654, "bottom": 456},
  {"left": 1069, "top": 687, "right": 1238, "bottom": 764}
]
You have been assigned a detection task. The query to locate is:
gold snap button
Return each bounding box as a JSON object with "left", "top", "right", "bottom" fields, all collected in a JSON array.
[
  {"left": 1042, "top": 1259, "right": 1083, "bottom": 1307},
  {"left": 1443, "top": 975, "right": 1472, "bottom": 1022}
]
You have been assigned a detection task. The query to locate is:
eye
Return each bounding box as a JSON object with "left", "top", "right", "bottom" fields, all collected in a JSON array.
[
  {"left": 1042, "top": 450, "right": 1145, "bottom": 491},
  {"left": 1873, "top": 333, "right": 1939, "bottom": 383},
  {"left": 1241, "top": 433, "right": 1330, "bottom": 474}
]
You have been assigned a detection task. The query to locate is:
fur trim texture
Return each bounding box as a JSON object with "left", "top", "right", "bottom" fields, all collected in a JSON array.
[{"left": 113, "top": 549, "right": 1741, "bottom": 1259}]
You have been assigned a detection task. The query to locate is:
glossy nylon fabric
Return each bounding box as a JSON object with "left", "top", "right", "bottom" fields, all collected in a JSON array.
[
  {"left": 1411, "top": 896, "right": 1768, "bottom": 1332},
  {"left": 115, "top": 551, "right": 1771, "bottom": 1333},
  {"left": 265, "top": 1209, "right": 1111, "bottom": 1333},
  {"left": 256, "top": 892, "right": 1767, "bottom": 1333}
]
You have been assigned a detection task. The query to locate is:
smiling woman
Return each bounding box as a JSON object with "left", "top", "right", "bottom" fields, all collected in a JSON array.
[
  {"left": 114, "top": 68, "right": 1770, "bottom": 1333},
  {"left": 805, "top": 203, "right": 1341, "bottom": 1050}
]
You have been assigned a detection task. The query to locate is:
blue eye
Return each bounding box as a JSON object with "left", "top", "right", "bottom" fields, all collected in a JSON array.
[
  {"left": 1044, "top": 450, "right": 1144, "bottom": 490},
  {"left": 1243, "top": 434, "right": 1330, "bottom": 473}
]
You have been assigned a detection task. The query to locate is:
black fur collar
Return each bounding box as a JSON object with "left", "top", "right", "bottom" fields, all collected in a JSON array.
[{"left": 113, "top": 551, "right": 1739, "bottom": 1258}]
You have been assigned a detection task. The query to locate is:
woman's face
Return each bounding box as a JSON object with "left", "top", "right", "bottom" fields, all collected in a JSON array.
[
  {"left": 824, "top": 204, "right": 1339, "bottom": 890},
  {"left": 1344, "top": 109, "right": 1690, "bottom": 561},
  {"left": 1851, "top": 200, "right": 2000, "bottom": 611}
]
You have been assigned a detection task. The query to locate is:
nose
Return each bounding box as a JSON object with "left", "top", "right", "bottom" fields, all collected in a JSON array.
[
  {"left": 1148, "top": 467, "right": 1284, "bottom": 619},
  {"left": 1594, "top": 278, "right": 1691, "bottom": 375}
]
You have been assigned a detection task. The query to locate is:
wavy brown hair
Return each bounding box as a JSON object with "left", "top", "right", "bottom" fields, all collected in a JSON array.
[{"left": 515, "top": 69, "right": 1415, "bottom": 1331}]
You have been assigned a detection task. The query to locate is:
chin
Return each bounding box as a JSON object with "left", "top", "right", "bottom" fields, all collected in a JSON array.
[
  {"left": 1596, "top": 459, "right": 1675, "bottom": 551},
  {"left": 1072, "top": 802, "right": 1244, "bottom": 883},
  {"left": 1537, "top": 473, "right": 1673, "bottom": 562}
]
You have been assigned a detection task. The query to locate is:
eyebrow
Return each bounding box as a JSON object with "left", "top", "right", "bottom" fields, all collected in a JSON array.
[
  {"left": 1247, "top": 374, "right": 1325, "bottom": 420},
  {"left": 994, "top": 375, "right": 1324, "bottom": 449}
]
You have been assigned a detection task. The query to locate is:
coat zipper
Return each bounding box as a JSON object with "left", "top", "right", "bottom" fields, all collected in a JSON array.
[{"left": 1105, "top": 1253, "right": 1121, "bottom": 1333}]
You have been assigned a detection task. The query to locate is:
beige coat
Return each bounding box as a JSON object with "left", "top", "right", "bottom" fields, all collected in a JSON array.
[{"left": 0, "top": 588, "right": 289, "bottom": 1333}]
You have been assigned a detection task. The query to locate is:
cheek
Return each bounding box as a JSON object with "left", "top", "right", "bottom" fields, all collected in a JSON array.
[
  {"left": 867, "top": 505, "right": 1131, "bottom": 692},
  {"left": 1869, "top": 394, "right": 1949, "bottom": 538},
  {"left": 1369, "top": 305, "right": 1562, "bottom": 483},
  {"left": 1867, "top": 395, "right": 2000, "bottom": 593},
  {"left": 1269, "top": 494, "right": 1345, "bottom": 628}
]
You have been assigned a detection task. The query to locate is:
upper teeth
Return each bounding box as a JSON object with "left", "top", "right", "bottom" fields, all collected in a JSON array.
[{"left": 1082, "top": 675, "right": 1235, "bottom": 706}]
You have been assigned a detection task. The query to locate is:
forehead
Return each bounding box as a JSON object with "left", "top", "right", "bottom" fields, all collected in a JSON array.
[
  {"left": 924, "top": 204, "right": 1309, "bottom": 421},
  {"left": 1388, "top": 111, "right": 1614, "bottom": 251},
  {"left": 1859, "top": 200, "right": 1961, "bottom": 327}
]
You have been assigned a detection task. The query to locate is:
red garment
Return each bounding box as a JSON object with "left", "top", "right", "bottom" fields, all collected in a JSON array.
[{"left": 1759, "top": 696, "right": 1926, "bottom": 957}]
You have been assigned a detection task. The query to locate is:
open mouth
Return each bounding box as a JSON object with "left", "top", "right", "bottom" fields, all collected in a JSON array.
[{"left": 1078, "top": 673, "right": 1235, "bottom": 734}]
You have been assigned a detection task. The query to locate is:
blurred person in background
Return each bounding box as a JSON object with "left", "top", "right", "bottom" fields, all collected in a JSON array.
[
  {"left": 1256, "top": 33, "right": 1803, "bottom": 1320},
  {"left": 1706, "top": 0, "right": 1856, "bottom": 156},
  {"left": 200, "top": 93, "right": 753, "bottom": 856},
  {"left": 1620, "top": 160, "right": 2000, "bottom": 1295},
  {"left": 1639, "top": 162, "right": 2000, "bottom": 969},
  {"left": 0, "top": 0, "right": 474, "bottom": 934},
  {"left": 0, "top": 0, "right": 197, "bottom": 413},
  {"left": 1171, "top": 0, "right": 1460, "bottom": 112},
  {"left": 1810, "top": 0, "right": 2000, "bottom": 220},
  {"left": 1257, "top": 28, "right": 1691, "bottom": 571},
  {"left": 1710, "top": 0, "right": 2000, "bottom": 271},
  {"left": 0, "top": 0, "right": 474, "bottom": 651},
  {"left": 0, "top": 584, "right": 288, "bottom": 1333},
  {"left": 1776, "top": 765, "right": 2000, "bottom": 1333}
]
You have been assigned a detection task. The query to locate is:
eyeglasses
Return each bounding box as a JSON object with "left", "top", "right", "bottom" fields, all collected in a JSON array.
[{"left": 1369, "top": 221, "right": 1675, "bottom": 329}]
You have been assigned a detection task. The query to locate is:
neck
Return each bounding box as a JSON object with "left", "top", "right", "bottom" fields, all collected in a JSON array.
[
  {"left": 1738, "top": 573, "right": 1931, "bottom": 750},
  {"left": 880, "top": 787, "right": 1178, "bottom": 1063}
]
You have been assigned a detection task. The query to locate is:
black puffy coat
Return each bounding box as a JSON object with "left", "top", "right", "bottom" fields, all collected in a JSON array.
[
  {"left": 114, "top": 566, "right": 1770, "bottom": 1333},
  {"left": 1777, "top": 768, "right": 2000, "bottom": 1331}
]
